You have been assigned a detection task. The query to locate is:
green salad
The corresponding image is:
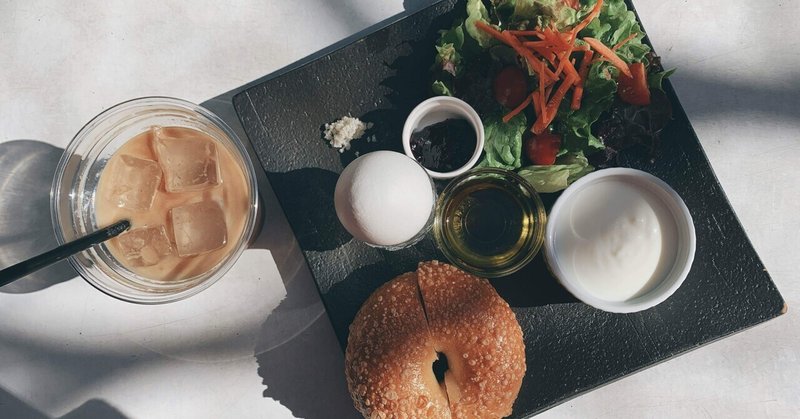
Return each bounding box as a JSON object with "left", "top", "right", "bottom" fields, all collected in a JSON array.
[{"left": 431, "top": 0, "right": 674, "bottom": 192}]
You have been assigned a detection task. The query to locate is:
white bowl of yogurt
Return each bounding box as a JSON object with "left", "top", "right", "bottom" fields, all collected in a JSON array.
[{"left": 544, "top": 168, "right": 695, "bottom": 313}]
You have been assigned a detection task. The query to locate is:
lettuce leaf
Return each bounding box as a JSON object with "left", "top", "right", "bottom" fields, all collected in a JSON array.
[
  {"left": 433, "top": 22, "right": 465, "bottom": 78},
  {"left": 435, "top": 43, "right": 461, "bottom": 77},
  {"left": 509, "top": 0, "right": 579, "bottom": 30},
  {"left": 465, "top": 0, "right": 496, "bottom": 48},
  {"left": 579, "top": 0, "right": 650, "bottom": 64},
  {"left": 480, "top": 113, "right": 527, "bottom": 170},
  {"left": 648, "top": 68, "right": 676, "bottom": 92},
  {"left": 518, "top": 151, "right": 594, "bottom": 193},
  {"left": 432, "top": 80, "right": 453, "bottom": 96},
  {"left": 558, "top": 61, "right": 617, "bottom": 153}
]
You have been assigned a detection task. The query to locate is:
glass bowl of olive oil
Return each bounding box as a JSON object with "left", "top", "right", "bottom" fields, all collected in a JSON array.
[{"left": 433, "top": 168, "right": 546, "bottom": 277}]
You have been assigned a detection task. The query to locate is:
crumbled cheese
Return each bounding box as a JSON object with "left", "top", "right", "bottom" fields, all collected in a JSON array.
[{"left": 324, "top": 116, "right": 371, "bottom": 153}]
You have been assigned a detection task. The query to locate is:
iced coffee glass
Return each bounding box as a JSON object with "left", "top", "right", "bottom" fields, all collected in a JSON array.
[{"left": 51, "top": 97, "right": 259, "bottom": 303}]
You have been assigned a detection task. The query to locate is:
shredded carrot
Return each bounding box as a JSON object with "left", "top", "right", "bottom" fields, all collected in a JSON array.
[
  {"left": 522, "top": 41, "right": 552, "bottom": 48},
  {"left": 533, "top": 83, "right": 556, "bottom": 134},
  {"left": 524, "top": 43, "right": 559, "bottom": 60},
  {"left": 533, "top": 113, "right": 547, "bottom": 134},
  {"left": 583, "top": 37, "right": 632, "bottom": 78},
  {"left": 552, "top": 42, "right": 578, "bottom": 80},
  {"left": 612, "top": 32, "right": 638, "bottom": 51},
  {"left": 538, "top": 70, "right": 546, "bottom": 123},
  {"left": 547, "top": 77, "right": 574, "bottom": 124},
  {"left": 474, "top": 0, "right": 632, "bottom": 133},
  {"left": 473, "top": 20, "right": 506, "bottom": 43},
  {"left": 547, "top": 51, "right": 558, "bottom": 67},
  {"left": 509, "top": 30, "right": 544, "bottom": 37},
  {"left": 502, "top": 96, "right": 532, "bottom": 123},
  {"left": 503, "top": 32, "right": 558, "bottom": 82},
  {"left": 562, "top": 28, "right": 583, "bottom": 82},
  {"left": 563, "top": 27, "right": 578, "bottom": 46},
  {"left": 554, "top": 49, "right": 580, "bottom": 82},
  {"left": 526, "top": 43, "right": 558, "bottom": 68},
  {"left": 534, "top": 74, "right": 577, "bottom": 134},
  {"left": 545, "top": 31, "right": 580, "bottom": 84},
  {"left": 532, "top": 90, "right": 542, "bottom": 116},
  {"left": 474, "top": 21, "right": 557, "bottom": 82},
  {"left": 571, "top": 50, "right": 594, "bottom": 110},
  {"left": 543, "top": 28, "right": 571, "bottom": 50}
]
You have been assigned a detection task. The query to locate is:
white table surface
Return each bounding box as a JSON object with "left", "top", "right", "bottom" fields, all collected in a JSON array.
[{"left": 1, "top": 0, "right": 797, "bottom": 418}]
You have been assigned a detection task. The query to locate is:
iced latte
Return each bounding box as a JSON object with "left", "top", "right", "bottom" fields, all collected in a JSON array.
[{"left": 95, "top": 126, "right": 250, "bottom": 281}]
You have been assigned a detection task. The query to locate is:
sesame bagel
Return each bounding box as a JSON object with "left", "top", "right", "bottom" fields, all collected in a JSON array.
[{"left": 345, "top": 261, "right": 525, "bottom": 419}]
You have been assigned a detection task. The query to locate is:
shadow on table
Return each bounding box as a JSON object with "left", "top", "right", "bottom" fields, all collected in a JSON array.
[
  {"left": 667, "top": 73, "right": 800, "bottom": 122},
  {"left": 204, "top": 92, "right": 357, "bottom": 418},
  {"left": 0, "top": 140, "right": 77, "bottom": 293},
  {"left": 59, "top": 399, "right": 127, "bottom": 419},
  {"left": 255, "top": 314, "right": 358, "bottom": 419},
  {"left": 0, "top": 385, "right": 127, "bottom": 419},
  {"left": 194, "top": 6, "right": 454, "bottom": 417}
]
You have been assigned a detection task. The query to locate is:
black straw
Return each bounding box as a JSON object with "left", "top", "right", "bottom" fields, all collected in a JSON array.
[{"left": 0, "top": 219, "right": 131, "bottom": 287}]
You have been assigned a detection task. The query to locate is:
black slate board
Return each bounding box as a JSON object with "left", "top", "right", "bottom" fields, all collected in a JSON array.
[{"left": 233, "top": 1, "right": 786, "bottom": 416}]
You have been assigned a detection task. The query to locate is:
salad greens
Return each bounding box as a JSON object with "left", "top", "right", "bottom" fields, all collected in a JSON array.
[
  {"left": 480, "top": 113, "right": 527, "bottom": 169},
  {"left": 465, "top": 0, "right": 495, "bottom": 48},
  {"left": 518, "top": 151, "right": 593, "bottom": 193},
  {"left": 557, "top": 58, "right": 618, "bottom": 153},
  {"left": 432, "top": 0, "right": 674, "bottom": 192},
  {"left": 504, "top": 0, "right": 579, "bottom": 30}
]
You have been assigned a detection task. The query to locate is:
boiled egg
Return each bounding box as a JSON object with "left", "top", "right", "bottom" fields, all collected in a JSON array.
[{"left": 335, "top": 151, "right": 434, "bottom": 248}]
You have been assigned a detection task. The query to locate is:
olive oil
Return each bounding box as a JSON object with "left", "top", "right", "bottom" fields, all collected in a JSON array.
[{"left": 434, "top": 169, "right": 546, "bottom": 277}]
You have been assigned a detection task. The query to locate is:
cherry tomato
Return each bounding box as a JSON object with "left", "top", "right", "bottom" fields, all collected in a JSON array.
[
  {"left": 493, "top": 66, "right": 528, "bottom": 109},
  {"left": 524, "top": 132, "right": 561, "bottom": 165},
  {"left": 618, "top": 62, "right": 651, "bottom": 106}
]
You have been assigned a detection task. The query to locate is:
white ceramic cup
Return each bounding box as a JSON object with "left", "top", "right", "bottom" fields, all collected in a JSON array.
[
  {"left": 544, "top": 168, "right": 696, "bottom": 313},
  {"left": 402, "top": 96, "right": 484, "bottom": 179}
]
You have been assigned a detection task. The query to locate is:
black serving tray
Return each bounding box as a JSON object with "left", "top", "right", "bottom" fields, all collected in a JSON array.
[{"left": 233, "top": 1, "right": 785, "bottom": 417}]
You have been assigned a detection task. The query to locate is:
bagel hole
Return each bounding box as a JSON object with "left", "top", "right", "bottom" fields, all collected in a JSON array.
[{"left": 432, "top": 352, "right": 449, "bottom": 383}]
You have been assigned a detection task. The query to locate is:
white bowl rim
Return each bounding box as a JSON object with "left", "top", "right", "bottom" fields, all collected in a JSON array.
[
  {"left": 401, "top": 96, "right": 484, "bottom": 179},
  {"left": 544, "top": 168, "right": 696, "bottom": 313}
]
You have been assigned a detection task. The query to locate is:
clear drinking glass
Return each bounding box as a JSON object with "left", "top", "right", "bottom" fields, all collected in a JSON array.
[{"left": 51, "top": 97, "right": 259, "bottom": 303}]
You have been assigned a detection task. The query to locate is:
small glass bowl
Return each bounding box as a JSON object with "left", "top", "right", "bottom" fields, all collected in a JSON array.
[
  {"left": 51, "top": 97, "right": 259, "bottom": 304},
  {"left": 433, "top": 168, "right": 546, "bottom": 277}
]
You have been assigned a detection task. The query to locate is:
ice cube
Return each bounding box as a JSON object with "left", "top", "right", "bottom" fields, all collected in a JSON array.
[
  {"left": 170, "top": 201, "right": 227, "bottom": 257},
  {"left": 113, "top": 225, "right": 173, "bottom": 267},
  {"left": 104, "top": 154, "right": 162, "bottom": 211},
  {"left": 153, "top": 127, "right": 221, "bottom": 193}
]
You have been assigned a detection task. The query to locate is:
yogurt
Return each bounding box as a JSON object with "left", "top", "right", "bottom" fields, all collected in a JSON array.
[
  {"left": 550, "top": 176, "right": 678, "bottom": 302},
  {"left": 545, "top": 168, "right": 695, "bottom": 313}
]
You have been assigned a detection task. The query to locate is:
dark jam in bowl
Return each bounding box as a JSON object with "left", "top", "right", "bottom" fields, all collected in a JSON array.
[{"left": 409, "top": 118, "right": 477, "bottom": 173}]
